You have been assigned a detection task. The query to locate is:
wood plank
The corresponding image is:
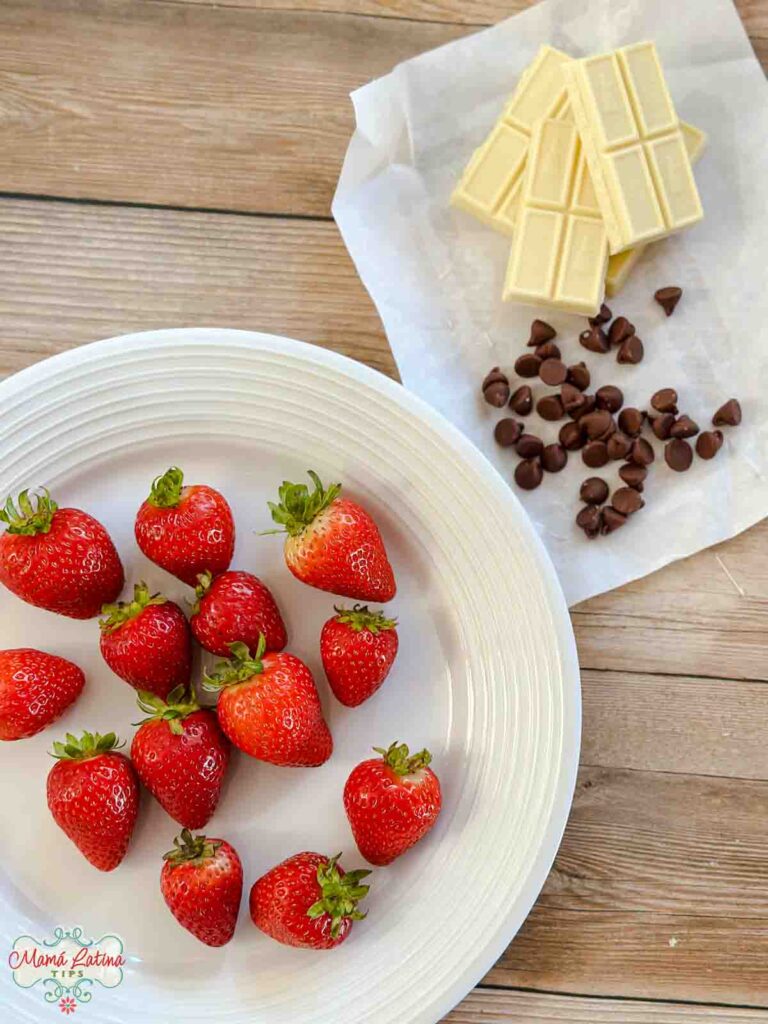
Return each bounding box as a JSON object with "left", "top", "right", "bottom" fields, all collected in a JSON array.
[
  {"left": 444, "top": 987, "right": 768, "bottom": 1022},
  {"left": 0, "top": 0, "right": 467, "bottom": 216},
  {"left": 0, "top": 196, "right": 396, "bottom": 378}
]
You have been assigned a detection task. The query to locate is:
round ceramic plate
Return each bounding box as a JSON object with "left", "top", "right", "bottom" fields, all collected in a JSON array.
[{"left": 0, "top": 329, "right": 580, "bottom": 1024}]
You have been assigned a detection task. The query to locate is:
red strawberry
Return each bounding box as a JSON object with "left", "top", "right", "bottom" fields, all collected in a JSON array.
[
  {"left": 47, "top": 731, "right": 139, "bottom": 871},
  {"left": 320, "top": 605, "right": 398, "bottom": 707},
  {"left": 203, "top": 639, "right": 332, "bottom": 767},
  {"left": 131, "top": 687, "right": 230, "bottom": 828},
  {"left": 0, "top": 649, "right": 85, "bottom": 741},
  {"left": 161, "top": 829, "right": 243, "bottom": 947},
  {"left": 190, "top": 570, "right": 287, "bottom": 657},
  {"left": 99, "top": 582, "right": 192, "bottom": 699},
  {"left": 135, "top": 467, "right": 235, "bottom": 587},
  {"left": 344, "top": 742, "right": 442, "bottom": 866},
  {"left": 249, "top": 852, "right": 370, "bottom": 949},
  {"left": 267, "top": 471, "right": 395, "bottom": 602},
  {"left": 0, "top": 489, "right": 123, "bottom": 619}
]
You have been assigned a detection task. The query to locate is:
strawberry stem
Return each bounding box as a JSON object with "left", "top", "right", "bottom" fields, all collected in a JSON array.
[
  {"left": 147, "top": 467, "right": 185, "bottom": 509},
  {"left": 100, "top": 581, "right": 167, "bottom": 633},
  {"left": 333, "top": 605, "right": 397, "bottom": 633},
  {"left": 133, "top": 686, "right": 200, "bottom": 735},
  {"left": 202, "top": 637, "right": 266, "bottom": 692},
  {"left": 0, "top": 488, "right": 58, "bottom": 536},
  {"left": 190, "top": 570, "right": 214, "bottom": 615},
  {"left": 163, "top": 828, "right": 222, "bottom": 866},
  {"left": 51, "top": 731, "right": 123, "bottom": 761},
  {"left": 373, "top": 741, "right": 432, "bottom": 776},
  {"left": 306, "top": 854, "right": 371, "bottom": 939},
  {"left": 266, "top": 470, "right": 341, "bottom": 537}
]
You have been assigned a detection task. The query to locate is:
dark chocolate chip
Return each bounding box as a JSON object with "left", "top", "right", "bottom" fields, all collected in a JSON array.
[
  {"left": 581, "top": 409, "right": 615, "bottom": 441},
  {"left": 595, "top": 385, "right": 623, "bottom": 413},
  {"left": 617, "top": 335, "right": 644, "bottom": 364},
  {"left": 541, "top": 443, "right": 567, "bottom": 473},
  {"left": 654, "top": 286, "right": 682, "bottom": 316},
  {"left": 618, "top": 407, "right": 644, "bottom": 437},
  {"left": 559, "top": 421, "right": 585, "bottom": 451},
  {"left": 608, "top": 316, "right": 635, "bottom": 346},
  {"left": 539, "top": 358, "right": 568, "bottom": 386},
  {"left": 580, "top": 477, "right": 609, "bottom": 505},
  {"left": 628, "top": 437, "right": 655, "bottom": 466},
  {"left": 612, "top": 487, "right": 644, "bottom": 516},
  {"left": 696, "top": 430, "right": 724, "bottom": 460},
  {"left": 576, "top": 504, "right": 602, "bottom": 538},
  {"left": 534, "top": 341, "right": 561, "bottom": 361},
  {"left": 515, "top": 353, "right": 542, "bottom": 378},
  {"left": 494, "top": 418, "right": 524, "bottom": 447},
  {"left": 713, "top": 398, "right": 742, "bottom": 427},
  {"left": 572, "top": 394, "right": 597, "bottom": 421},
  {"left": 670, "top": 415, "right": 699, "bottom": 439},
  {"left": 582, "top": 440, "right": 609, "bottom": 468},
  {"left": 650, "top": 413, "right": 675, "bottom": 440},
  {"left": 514, "top": 458, "right": 543, "bottom": 490},
  {"left": 528, "top": 319, "right": 557, "bottom": 346},
  {"left": 561, "top": 382, "right": 586, "bottom": 416},
  {"left": 601, "top": 507, "right": 627, "bottom": 534},
  {"left": 589, "top": 303, "right": 612, "bottom": 326},
  {"left": 664, "top": 438, "right": 693, "bottom": 472},
  {"left": 516, "top": 434, "right": 544, "bottom": 459},
  {"left": 606, "top": 431, "right": 632, "bottom": 460},
  {"left": 650, "top": 388, "right": 678, "bottom": 413},
  {"left": 619, "top": 463, "right": 647, "bottom": 490},
  {"left": 567, "top": 362, "right": 591, "bottom": 391},
  {"left": 509, "top": 385, "right": 533, "bottom": 416},
  {"left": 537, "top": 394, "right": 566, "bottom": 421},
  {"left": 482, "top": 367, "right": 510, "bottom": 407},
  {"left": 579, "top": 325, "right": 610, "bottom": 354}
]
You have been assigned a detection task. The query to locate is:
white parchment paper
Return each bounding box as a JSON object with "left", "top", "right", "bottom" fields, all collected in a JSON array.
[{"left": 332, "top": 0, "right": 768, "bottom": 606}]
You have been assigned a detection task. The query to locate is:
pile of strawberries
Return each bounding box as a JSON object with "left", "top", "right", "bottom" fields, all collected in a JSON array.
[{"left": 0, "top": 467, "right": 442, "bottom": 949}]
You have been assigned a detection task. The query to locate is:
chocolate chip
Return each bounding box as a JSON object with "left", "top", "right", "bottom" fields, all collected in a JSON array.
[
  {"left": 561, "top": 382, "right": 587, "bottom": 416},
  {"left": 528, "top": 319, "right": 556, "bottom": 346},
  {"left": 601, "top": 507, "right": 627, "bottom": 534},
  {"left": 559, "top": 421, "right": 585, "bottom": 451},
  {"left": 515, "top": 353, "right": 541, "bottom": 378},
  {"left": 482, "top": 367, "right": 510, "bottom": 407},
  {"left": 567, "top": 362, "right": 591, "bottom": 391},
  {"left": 580, "top": 325, "right": 610, "bottom": 354},
  {"left": 534, "top": 341, "right": 561, "bottom": 361},
  {"left": 606, "top": 432, "right": 632, "bottom": 460},
  {"left": 537, "top": 394, "right": 565, "bottom": 421},
  {"left": 494, "top": 418, "right": 524, "bottom": 447},
  {"left": 582, "top": 441, "right": 609, "bottom": 468},
  {"left": 696, "top": 430, "right": 724, "bottom": 460},
  {"left": 608, "top": 316, "right": 635, "bottom": 346},
  {"left": 650, "top": 413, "right": 675, "bottom": 440},
  {"left": 654, "top": 286, "right": 682, "bottom": 317},
  {"left": 581, "top": 409, "right": 615, "bottom": 441},
  {"left": 650, "top": 388, "right": 678, "bottom": 413},
  {"left": 612, "top": 487, "right": 644, "bottom": 516},
  {"left": 619, "top": 463, "right": 647, "bottom": 490},
  {"left": 664, "top": 438, "right": 693, "bottom": 472},
  {"left": 589, "top": 303, "right": 612, "bottom": 326},
  {"left": 516, "top": 434, "right": 544, "bottom": 459},
  {"left": 713, "top": 398, "right": 742, "bottom": 427},
  {"left": 595, "top": 385, "right": 623, "bottom": 413},
  {"left": 580, "top": 477, "right": 609, "bottom": 505},
  {"left": 617, "top": 335, "right": 644, "bottom": 364},
  {"left": 670, "top": 415, "right": 699, "bottom": 439},
  {"left": 618, "top": 407, "right": 644, "bottom": 437},
  {"left": 576, "top": 504, "right": 602, "bottom": 539},
  {"left": 509, "top": 385, "right": 533, "bottom": 416},
  {"left": 572, "top": 394, "right": 597, "bottom": 421},
  {"left": 514, "top": 458, "right": 543, "bottom": 490},
  {"left": 628, "top": 437, "right": 655, "bottom": 466},
  {"left": 539, "top": 358, "right": 568, "bottom": 387},
  {"left": 541, "top": 444, "right": 567, "bottom": 473}
]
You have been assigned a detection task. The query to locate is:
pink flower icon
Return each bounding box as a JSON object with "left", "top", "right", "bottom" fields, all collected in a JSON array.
[{"left": 59, "top": 996, "right": 77, "bottom": 1015}]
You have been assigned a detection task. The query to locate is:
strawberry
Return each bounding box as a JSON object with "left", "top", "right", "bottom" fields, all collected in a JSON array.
[
  {"left": 161, "top": 829, "right": 243, "bottom": 947},
  {"left": 131, "top": 687, "right": 230, "bottom": 828},
  {"left": 344, "top": 742, "right": 442, "bottom": 866},
  {"left": 0, "top": 649, "right": 85, "bottom": 741},
  {"left": 99, "top": 582, "right": 192, "bottom": 699},
  {"left": 0, "top": 488, "right": 123, "bottom": 619},
  {"left": 249, "top": 852, "right": 370, "bottom": 949},
  {"left": 320, "top": 605, "right": 398, "bottom": 707},
  {"left": 135, "top": 467, "right": 235, "bottom": 587},
  {"left": 47, "top": 731, "right": 139, "bottom": 871},
  {"left": 190, "top": 570, "right": 287, "bottom": 657},
  {"left": 203, "top": 639, "right": 332, "bottom": 767},
  {"left": 267, "top": 471, "right": 396, "bottom": 602}
]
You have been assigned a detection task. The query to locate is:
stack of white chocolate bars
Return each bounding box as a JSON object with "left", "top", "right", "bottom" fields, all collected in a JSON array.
[{"left": 451, "top": 42, "right": 705, "bottom": 316}]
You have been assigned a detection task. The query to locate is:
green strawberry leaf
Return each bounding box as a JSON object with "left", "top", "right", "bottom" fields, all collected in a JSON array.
[
  {"left": 307, "top": 854, "right": 371, "bottom": 939},
  {"left": 146, "top": 467, "right": 185, "bottom": 508},
  {"left": 163, "top": 828, "right": 222, "bottom": 866},
  {"left": 373, "top": 741, "right": 432, "bottom": 776},
  {"left": 51, "top": 730, "right": 124, "bottom": 761},
  {"left": 100, "top": 581, "right": 167, "bottom": 633},
  {"left": 265, "top": 470, "right": 341, "bottom": 537},
  {"left": 333, "top": 604, "right": 397, "bottom": 633},
  {"left": 0, "top": 488, "right": 58, "bottom": 535},
  {"left": 202, "top": 637, "right": 266, "bottom": 692}
]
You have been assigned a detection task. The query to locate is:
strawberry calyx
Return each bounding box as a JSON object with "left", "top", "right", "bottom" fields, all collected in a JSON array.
[
  {"left": 202, "top": 637, "right": 266, "bottom": 692},
  {"left": 147, "top": 467, "right": 185, "bottom": 509},
  {"left": 133, "top": 686, "right": 200, "bottom": 736},
  {"left": 266, "top": 470, "right": 341, "bottom": 537},
  {"left": 99, "top": 581, "right": 167, "bottom": 633},
  {"left": 0, "top": 488, "right": 58, "bottom": 536},
  {"left": 190, "top": 570, "right": 214, "bottom": 615},
  {"left": 334, "top": 604, "right": 397, "bottom": 633},
  {"left": 163, "top": 828, "right": 222, "bottom": 867},
  {"left": 373, "top": 741, "right": 432, "bottom": 776},
  {"left": 51, "top": 730, "right": 124, "bottom": 761},
  {"left": 307, "top": 853, "right": 371, "bottom": 939}
]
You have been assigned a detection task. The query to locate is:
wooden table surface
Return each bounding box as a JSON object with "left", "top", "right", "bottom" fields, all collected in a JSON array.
[{"left": 2, "top": 0, "right": 767, "bottom": 1020}]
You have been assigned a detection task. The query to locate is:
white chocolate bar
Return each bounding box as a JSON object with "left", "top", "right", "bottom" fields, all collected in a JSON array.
[
  {"left": 503, "top": 118, "right": 608, "bottom": 316},
  {"left": 563, "top": 42, "right": 703, "bottom": 254}
]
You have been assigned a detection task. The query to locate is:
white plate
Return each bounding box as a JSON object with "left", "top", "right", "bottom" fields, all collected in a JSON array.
[{"left": 0, "top": 329, "right": 580, "bottom": 1024}]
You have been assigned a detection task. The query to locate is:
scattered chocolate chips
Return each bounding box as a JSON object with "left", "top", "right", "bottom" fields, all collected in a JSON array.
[
  {"left": 509, "top": 385, "right": 533, "bottom": 416},
  {"left": 581, "top": 409, "right": 615, "bottom": 441},
  {"left": 611, "top": 487, "right": 644, "bottom": 516},
  {"left": 537, "top": 394, "right": 565, "bottom": 421},
  {"left": 516, "top": 434, "right": 544, "bottom": 459},
  {"left": 561, "top": 382, "right": 587, "bottom": 416},
  {"left": 595, "top": 385, "right": 623, "bottom": 413},
  {"left": 650, "top": 388, "right": 678, "bottom": 413},
  {"left": 606, "top": 431, "right": 632, "bottom": 460},
  {"left": 534, "top": 341, "right": 561, "bottom": 361},
  {"left": 494, "top": 418, "right": 524, "bottom": 447},
  {"left": 572, "top": 394, "right": 597, "bottom": 421},
  {"left": 696, "top": 430, "right": 724, "bottom": 460},
  {"left": 541, "top": 443, "right": 567, "bottom": 473},
  {"left": 601, "top": 507, "right": 627, "bottom": 534},
  {"left": 582, "top": 440, "right": 609, "bottom": 468},
  {"left": 515, "top": 353, "right": 541, "bottom": 378},
  {"left": 650, "top": 412, "right": 675, "bottom": 440},
  {"left": 559, "top": 421, "right": 585, "bottom": 451},
  {"left": 617, "top": 335, "right": 644, "bottom": 364},
  {"left": 654, "top": 286, "right": 682, "bottom": 317},
  {"left": 713, "top": 398, "right": 742, "bottom": 427},
  {"left": 567, "top": 362, "right": 591, "bottom": 391},
  {"left": 670, "top": 414, "right": 699, "bottom": 439},
  {"left": 528, "top": 319, "right": 556, "bottom": 347},
  {"left": 482, "top": 367, "right": 510, "bottom": 407},
  {"left": 576, "top": 504, "right": 602, "bottom": 539},
  {"left": 619, "top": 463, "right": 647, "bottom": 490},
  {"left": 539, "top": 358, "right": 568, "bottom": 387},
  {"left": 580, "top": 477, "right": 609, "bottom": 505},
  {"left": 617, "top": 407, "right": 644, "bottom": 437},
  {"left": 628, "top": 437, "right": 655, "bottom": 466},
  {"left": 515, "top": 458, "right": 543, "bottom": 490},
  {"left": 579, "top": 325, "right": 610, "bottom": 354},
  {"left": 608, "top": 316, "right": 635, "bottom": 346},
  {"left": 664, "top": 438, "right": 693, "bottom": 472},
  {"left": 589, "top": 303, "right": 612, "bottom": 327}
]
